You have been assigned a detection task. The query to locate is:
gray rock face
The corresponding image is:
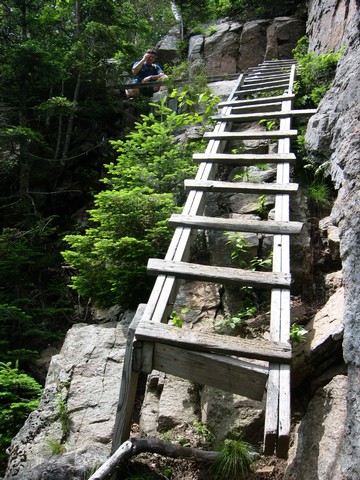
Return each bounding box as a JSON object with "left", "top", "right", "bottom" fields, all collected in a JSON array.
[
  {"left": 284, "top": 375, "right": 347, "bottom": 480},
  {"left": 307, "top": 0, "right": 358, "bottom": 53},
  {"left": 302, "top": 0, "right": 360, "bottom": 477},
  {"left": 5, "top": 318, "right": 133, "bottom": 479},
  {"left": 188, "top": 17, "right": 305, "bottom": 75}
]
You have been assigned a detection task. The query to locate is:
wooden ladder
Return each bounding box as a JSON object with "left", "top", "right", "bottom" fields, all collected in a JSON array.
[{"left": 112, "top": 60, "right": 317, "bottom": 460}]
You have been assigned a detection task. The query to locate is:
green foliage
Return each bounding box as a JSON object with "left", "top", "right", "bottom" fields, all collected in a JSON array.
[
  {"left": 213, "top": 437, "right": 256, "bottom": 480},
  {"left": 47, "top": 438, "right": 66, "bottom": 455},
  {"left": 0, "top": 362, "right": 42, "bottom": 462},
  {"left": 207, "top": 0, "right": 302, "bottom": 21},
  {"left": 293, "top": 36, "right": 342, "bottom": 107},
  {"left": 169, "top": 308, "right": 189, "bottom": 328},
  {"left": 56, "top": 392, "right": 71, "bottom": 437},
  {"left": 306, "top": 180, "right": 333, "bottom": 210},
  {"left": 62, "top": 95, "right": 210, "bottom": 308},
  {"left": 214, "top": 304, "right": 257, "bottom": 335},
  {"left": 290, "top": 323, "right": 308, "bottom": 343},
  {"left": 0, "top": 222, "right": 72, "bottom": 361},
  {"left": 259, "top": 119, "right": 277, "bottom": 131}
]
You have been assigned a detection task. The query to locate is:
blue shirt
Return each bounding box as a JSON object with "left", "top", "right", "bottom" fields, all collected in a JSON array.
[{"left": 132, "top": 61, "right": 163, "bottom": 83}]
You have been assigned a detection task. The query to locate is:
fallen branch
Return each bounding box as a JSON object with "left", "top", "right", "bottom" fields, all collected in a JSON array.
[{"left": 89, "top": 437, "right": 218, "bottom": 480}]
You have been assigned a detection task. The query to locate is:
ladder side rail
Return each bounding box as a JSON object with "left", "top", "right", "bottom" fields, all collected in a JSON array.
[
  {"left": 141, "top": 74, "right": 245, "bottom": 325},
  {"left": 264, "top": 72, "right": 294, "bottom": 456}
]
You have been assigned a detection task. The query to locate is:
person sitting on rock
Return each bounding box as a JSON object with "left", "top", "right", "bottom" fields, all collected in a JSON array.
[{"left": 126, "top": 49, "right": 168, "bottom": 98}]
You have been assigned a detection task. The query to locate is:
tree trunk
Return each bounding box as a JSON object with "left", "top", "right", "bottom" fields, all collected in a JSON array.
[{"left": 61, "top": 73, "right": 81, "bottom": 163}]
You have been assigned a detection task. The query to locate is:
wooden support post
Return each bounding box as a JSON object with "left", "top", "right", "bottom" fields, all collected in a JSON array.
[{"left": 111, "top": 304, "right": 147, "bottom": 454}]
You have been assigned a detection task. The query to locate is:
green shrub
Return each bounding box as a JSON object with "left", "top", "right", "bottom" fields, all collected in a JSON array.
[
  {"left": 213, "top": 437, "right": 256, "bottom": 480},
  {"left": 62, "top": 93, "right": 216, "bottom": 309},
  {"left": 293, "top": 36, "right": 342, "bottom": 107},
  {"left": 0, "top": 362, "right": 42, "bottom": 462}
]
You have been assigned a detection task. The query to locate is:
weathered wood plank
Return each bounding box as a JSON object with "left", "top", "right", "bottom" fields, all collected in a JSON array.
[
  {"left": 244, "top": 73, "right": 289, "bottom": 82},
  {"left": 241, "top": 79, "right": 291, "bottom": 89},
  {"left": 111, "top": 304, "right": 146, "bottom": 453},
  {"left": 235, "top": 83, "right": 289, "bottom": 95},
  {"left": 203, "top": 130, "right": 297, "bottom": 140},
  {"left": 263, "top": 364, "right": 280, "bottom": 455},
  {"left": 212, "top": 109, "right": 317, "bottom": 122},
  {"left": 135, "top": 321, "right": 291, "bottom": 363},
  {"left": 184, "top": 179, "right": 299, "bottom": 195},
  {"left": 168, "top": 214, "right": 303, "bottom": 235},
  {"left": 147, "top": 258, "right": 291, "bottom": 289},
  {"left": 152, "top": 343, "right": 268, "bottom": 400},
  {"left": 218, "top": 94, "right": 294, "bottom": 107},
  {"left": 276, "top": 364, "right": 291, "bottom": 458},
  {"left": 192, "top": 152, "right": 296, "bottom": 166}
]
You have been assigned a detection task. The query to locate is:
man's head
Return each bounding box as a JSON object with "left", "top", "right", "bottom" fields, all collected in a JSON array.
[{"left": 145, "top": 49, "right": 157, "bottom": 64}]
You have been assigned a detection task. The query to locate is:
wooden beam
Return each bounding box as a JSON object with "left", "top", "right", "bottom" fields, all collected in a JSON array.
[
  {"left": 193, "top": 152, "right": 296, "bottom": 166},
  {"left": 168, "top": 214, "right": 303, "bottom": 235},
  {"left": 203, "top": 130, "right": 297, "bottom": 141},
  {"left": 218, "top": 94, "right": 295, "bottom": 107},
  {"left": 111, "top": 304, "right": 146, "bottom": 453},
  {"left": 152, "top": 343, "right": 268, "bottom": 400},
  {"left": 184, "top": 179, "right": 299, "bottom": 195},
  {"left": 212, "top": 109, "right": 317, "bottom": 122},
  {"left": 235, "top": 84, "right": 289, "bottom": 95},
  {"left": 147, "top": 258, "right": 291, "bottom": 289},
  {"left": 136, "top": 321, "right": 291, "bottom": 364}
]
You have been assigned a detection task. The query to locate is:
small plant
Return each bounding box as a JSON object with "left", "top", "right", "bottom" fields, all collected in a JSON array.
[
  {"left": 256, "top": 194, "right": 269, "bottom": 219},
  {"left": 213, "top": 437, "right": 256, "bottom": 480},
  {"left": 226, "top": 232, "right": 252, "bottom": 267},
  {"left": 259, "top": 119, "right": 277, "bottom": 131},
  {"left": 290, "top": 324, "right": 308, "bottom": 343},
  {"left": 47, "top": 438, "right": 66, "bottom": 455},
  {"left": 306, "top": 179, "right": 333, "bottom": 210},
  {"left": 193, "top": 421, "right": 215, "bottom": 446},
  {"left": 169, "top": 307, "right": 189, "bottom": 328},
  {"left": 56, "top": 391, "right": 71, "bottom": 437},
  {"left": 162, "top": 466, "right": 173, "bottom": 478},
  {"left": 214, "top": 304, "right": 257, "bottom": 335}
]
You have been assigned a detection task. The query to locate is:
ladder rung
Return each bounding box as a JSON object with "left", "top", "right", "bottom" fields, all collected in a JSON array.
[
  {"left": 245, "top": 73, "right": 289, "bottom": 81},
  {"left": 212, "top": 109, "right": 317, "bottom": 122},
  {"left": 235, "top": 84, "right": 290, "bottom": 95},
  {"left": 169, "top": 214, "right": 303, "bottom": 235},
  {"left": 218, "top": 94, "right": 295, "bottom": 107},
  {"left": 136, "top": 320, "right": 292, "bottom": 364},
  {"left": 203, "top": 130, "right": 297, "bottom": 140},
  {"left": 192, "top": 152, "right": 296, "bottom": 165},
  {"left": 184, "top": 179, "right": 299, "bottom": 194},
  {"left": 242, "top": 79, "right": 291, "bottom": 89},
  {"left": 147, "top": 258, "right": 291, "bottom": 289}
]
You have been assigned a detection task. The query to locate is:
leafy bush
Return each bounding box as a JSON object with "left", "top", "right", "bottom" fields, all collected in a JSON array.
[
  {"left": 0, "top": 362, "right": 42, "bottom": 462},
  {"left": 62, "top": 95, "right": 214, "bottom": 309},
  {"left": 293, "top": 36, "right": 342, "bottom": 107}
]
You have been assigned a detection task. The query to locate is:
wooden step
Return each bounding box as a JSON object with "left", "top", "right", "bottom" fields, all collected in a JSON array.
[
  {"left": 184, "top": 179, "right": 299, "bottom": 195},
  {"left": 147, "top": 258, "right": 291, "bottom": 289},
  {"left": 245, "top": 73, "right": 290, "bottom": 81},
  {"left": 229, "top": 103, "right": 283, "bottom": 114},
  {"left": 193, "top": 152, "right": 296, "bottom": 165},
  {"left": 136, "top": 320, "right": 292, "bottom": 364},
  {"left": 212, "top": 109, "right": 317, "bottom": 123},
  {"left": 203, "top": 130, "right": 297, "bottom": 141},
  {"left": 235, "top": 83, "right": 290, "bottom": 95},
  {"left": 242, "top": 79, "right": 291, "bottom": 89},
  {"left": 152, "top": 344, "right": 268, "bottom": 400},
  {"left": 169, "top": 214, "right": 303, "bottom": 235},
  {"left": 218, "top": 94, "right": 295, "bottom": 107}
]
